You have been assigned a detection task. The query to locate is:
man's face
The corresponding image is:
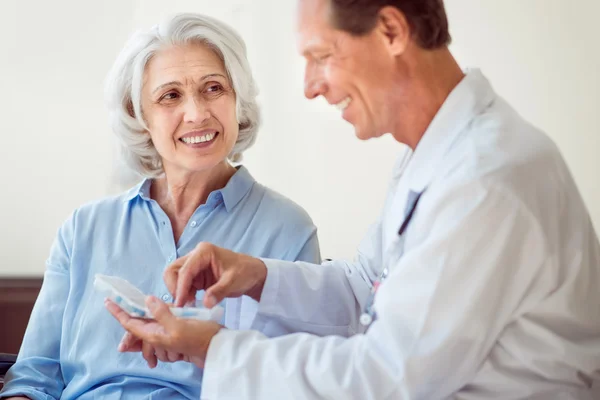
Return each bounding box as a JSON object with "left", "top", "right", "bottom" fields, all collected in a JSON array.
[{"left": 297, "top": 0, "right": 398, "bottom": 140}]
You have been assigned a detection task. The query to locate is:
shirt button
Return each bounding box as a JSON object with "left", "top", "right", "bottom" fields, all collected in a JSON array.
[
  {"left": 360, "top": 313, "right": 373, "bottom": 326},
  {"left": 162, "top": 294, "right": 171, "bottom": 301},
  {"left": 190, "top": 221, "right": 197, "bottom": 227},
  {"left": 168, "top": 255, "right": 174, "bottom": 262}
]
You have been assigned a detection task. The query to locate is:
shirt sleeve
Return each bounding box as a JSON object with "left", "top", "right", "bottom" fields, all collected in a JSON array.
[
  {"left": 249, "top": 213, "right": 384, "bottom": 338},
  {"left": 292, "top": 229, "right": 322, "bottom": 265},
  {"left": 0, "top": 213, "right": 76, "bottom": 400},
  {"left": 201, "top": 181, "right": 549, "bottom": 400}
]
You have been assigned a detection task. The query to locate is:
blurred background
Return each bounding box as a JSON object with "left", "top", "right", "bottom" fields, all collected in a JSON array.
[{"left": 0, "top": 0, "right": 598, "bottom": 278}]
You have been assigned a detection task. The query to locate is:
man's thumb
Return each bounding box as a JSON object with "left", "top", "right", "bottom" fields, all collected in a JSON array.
[{"left": 204, "top": 279, "right": 232, "bottom": 308}]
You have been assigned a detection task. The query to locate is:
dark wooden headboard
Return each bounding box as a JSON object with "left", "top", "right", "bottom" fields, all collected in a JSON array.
[{"left": 0, "top": 277, "right": 43, "bottom": 354}]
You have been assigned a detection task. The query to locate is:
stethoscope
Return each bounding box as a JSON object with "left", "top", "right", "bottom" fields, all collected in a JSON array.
[{"left": 359, "top": 189, "right": 426, "bottom": 328}]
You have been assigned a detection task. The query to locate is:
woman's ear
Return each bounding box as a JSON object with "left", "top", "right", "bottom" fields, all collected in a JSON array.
[
  {"left": 375, "top": 6, "right": 411, "bottom": 57},
  {"left": 130, "top": 101, "right": 152, "bottom": 136},
  {"left": 126, "top": 100, "right": 136, "bottom": 119}
]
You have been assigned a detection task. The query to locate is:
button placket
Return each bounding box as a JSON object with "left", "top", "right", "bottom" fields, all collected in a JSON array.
[{"left": 151, "top": 203, "right": 178, "bottom": 270}]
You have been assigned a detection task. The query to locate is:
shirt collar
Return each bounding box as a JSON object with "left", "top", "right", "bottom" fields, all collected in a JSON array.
[
  {"left": 404, "top": 68, "right": 496, "bottom": 193},
  {"left": 122, "top": 165, "right": 256, "bottom": 212},
  {"left": 123, "top": 179, "right": 151, "bottom": 202},
  {"left": 218, "top": 165, "right": 256, "bottom": 212}
]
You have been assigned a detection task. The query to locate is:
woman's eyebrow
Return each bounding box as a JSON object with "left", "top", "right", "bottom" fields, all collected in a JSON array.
[{"left": 151, "top": 74, "right": 228, "bottom": 95}]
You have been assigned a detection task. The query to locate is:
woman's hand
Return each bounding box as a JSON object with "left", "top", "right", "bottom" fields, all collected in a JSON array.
[
  {"left": 105, "top": 296, "right": 222, "bottom": 368},
  {"left": 116, "top": 304, "right": 190, "bottom": 368},
  {"left": 117, "top": 332, "right": 189, "bottom": 368}
]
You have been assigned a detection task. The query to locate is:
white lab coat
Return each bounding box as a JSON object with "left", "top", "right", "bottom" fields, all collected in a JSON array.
[{"left": 201, "top": 70, "right": 600, "bottom": 399}]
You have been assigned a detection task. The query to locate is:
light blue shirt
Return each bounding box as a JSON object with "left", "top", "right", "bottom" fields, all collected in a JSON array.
[{"left": 0, "top": 166, "right": 321, "bottom": 400}]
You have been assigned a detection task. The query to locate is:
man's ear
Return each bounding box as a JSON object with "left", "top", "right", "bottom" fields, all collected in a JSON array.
[{"left": 375, "top": 6, "right": 411, "bottom": 56}]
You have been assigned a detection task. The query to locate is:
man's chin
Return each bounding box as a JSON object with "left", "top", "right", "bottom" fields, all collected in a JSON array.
[{"left": 353, "top": 126, "right": 378, "bottom": 141}]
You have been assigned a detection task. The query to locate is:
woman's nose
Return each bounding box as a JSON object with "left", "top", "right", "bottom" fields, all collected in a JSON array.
[{"left": 183, "top": 97, "right": 210, "bottom": 124}]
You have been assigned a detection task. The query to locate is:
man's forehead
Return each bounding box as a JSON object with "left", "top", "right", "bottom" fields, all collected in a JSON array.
[
  {"left": 296, "top": 0, "right": 337, "bottom": 54},
  {"left": 296, "top": 0, "right": 331, "bottom": 33},
  {"left": 297, "top": 0, "right": 329, "bottom": 18}
]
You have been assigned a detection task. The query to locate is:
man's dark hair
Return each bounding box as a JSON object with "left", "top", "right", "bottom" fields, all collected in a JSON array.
[{"left": 329, "top": 0, "right": 451, "bottom": 49}]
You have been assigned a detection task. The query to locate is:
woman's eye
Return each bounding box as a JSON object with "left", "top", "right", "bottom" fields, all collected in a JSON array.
[
  {"left": 206, "top": 84, "right": 223, "bottom": 93},
  {"left": 160, "top": 92, "right": 179, "bottom": 101}
]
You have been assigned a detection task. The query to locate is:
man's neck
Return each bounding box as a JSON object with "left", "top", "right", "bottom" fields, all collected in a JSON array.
[{"left": 391, "top": 48, "right": 465, "bottom": 149}]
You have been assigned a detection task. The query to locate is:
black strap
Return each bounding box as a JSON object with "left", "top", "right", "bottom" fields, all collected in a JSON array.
[{"left": 398, "top": 190, "right": 426, "bottom": 236}]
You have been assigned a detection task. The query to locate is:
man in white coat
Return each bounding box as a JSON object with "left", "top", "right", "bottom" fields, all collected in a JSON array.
[{"left": 107, "top": 0, "right": 600, "bottom": 398}]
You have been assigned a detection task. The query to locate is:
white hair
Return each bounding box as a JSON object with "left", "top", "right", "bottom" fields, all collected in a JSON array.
[{"left": 105, "top": 13, "right": 261, "bottom": 178}]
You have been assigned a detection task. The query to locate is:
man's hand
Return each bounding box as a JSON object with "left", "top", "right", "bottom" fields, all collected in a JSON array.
[
  {"left": 105, "top": 296, "right": 222, "bottom": 368},
  {"left": 164, "top": 242, "right": 268, "bottom": 307}
]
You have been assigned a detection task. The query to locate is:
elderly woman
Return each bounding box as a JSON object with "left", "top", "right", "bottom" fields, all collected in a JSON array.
[{"left": 0, "top": 13, "right": 320, "bottom": 400}]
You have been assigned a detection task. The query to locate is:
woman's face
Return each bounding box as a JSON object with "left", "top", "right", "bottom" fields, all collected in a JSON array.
[{"left": 141, "top": 43, "right": 239, "bottom": 175}]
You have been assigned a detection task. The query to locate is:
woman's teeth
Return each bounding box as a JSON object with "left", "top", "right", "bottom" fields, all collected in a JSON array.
[{"left": 181, "top": 132, "right": 217, "bottom": 144}]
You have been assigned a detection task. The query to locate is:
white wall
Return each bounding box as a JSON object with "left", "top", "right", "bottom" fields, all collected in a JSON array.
[
  {"left": 1, "top": 0, "right": 598, "bottom": 276},
  {"left": 0, "top": 0, "right": 136, "bottom": 276},
  {"left": 446, "top": 0, "right": 600, "bottom": 229}
]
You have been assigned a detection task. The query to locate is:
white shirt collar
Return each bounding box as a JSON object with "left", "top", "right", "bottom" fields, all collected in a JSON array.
[{"left": 405, "top": 69, "right": 497, "bottom": 193}]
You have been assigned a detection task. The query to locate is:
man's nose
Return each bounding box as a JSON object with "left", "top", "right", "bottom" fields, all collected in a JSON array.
[
  {"left": 304, "top": 64, "right": 327, "bottom": 99},
  {"left": 304, "top": 79, "right": 327, "bottom": 100}
]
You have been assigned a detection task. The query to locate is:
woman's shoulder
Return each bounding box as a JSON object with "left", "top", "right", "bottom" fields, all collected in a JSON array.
[
  {"left": 47, "top": 186, "right": 140, "bottom": 257},
  {"left": 251, "top": 182, "right": 316, "bottom": 229},
  {"left": 63, "top": 183, "right": 144, "bottom": 226},
  {"left": 241, "top": 181, "right": 320, "bottom": 262},
  {"left": 228, "top": 166, "right": 315, "bottom": 229}
]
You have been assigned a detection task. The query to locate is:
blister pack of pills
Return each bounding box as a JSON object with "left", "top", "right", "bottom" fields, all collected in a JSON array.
[{"left": 94, "top": 274, "right": 224, "bottom": 321}]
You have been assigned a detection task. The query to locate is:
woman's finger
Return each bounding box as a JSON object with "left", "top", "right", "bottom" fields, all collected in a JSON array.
[
  {"left": 142, "top": 341, "right": 158, "bottom": 369},
  {"left": 105, "top": 299, "right": 133, "bottom": 327},
  {"left": 167, "top": 351, "right": 184, "bottom": 363},
  {"left": 146, "top": 296, "right": 178, "bottom": 330},
  {"left": 105, "top": 298, "right": 163, "bottom": 343},
  {"left": 105, "top": 299, "right": 150, "bottom": 337},
  {"left": 118, "top": 332, "right": 142, "bottom": 352},
  {"left": 154, "top": 346, "right": 168, "bottom": 363}
]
